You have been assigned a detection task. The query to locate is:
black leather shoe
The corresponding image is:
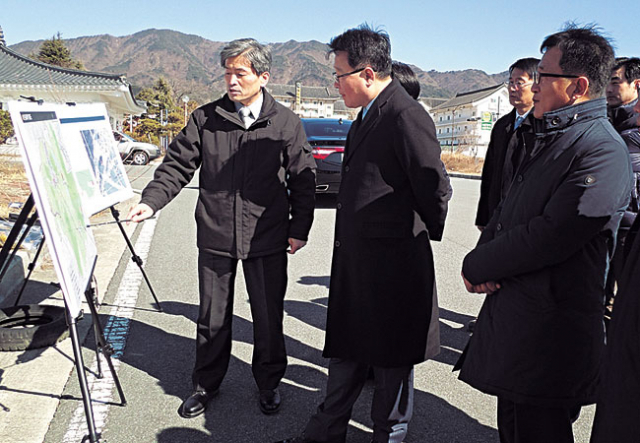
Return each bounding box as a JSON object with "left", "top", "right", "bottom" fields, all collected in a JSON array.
[
  {"left": 259, "top": 388, "right": 281, "bottom": 414},
  {"left": 178, "top": 390, "right": 218, "bottom": 418}
]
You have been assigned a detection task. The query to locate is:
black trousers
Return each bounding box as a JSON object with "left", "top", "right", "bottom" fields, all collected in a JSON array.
[
  {"left": 304, "top": 359, "right": 414, "bottom": 443},
  {"left": 192, "top": 250, "right": 288, "bottom": 392},
  {"left": 497, "top": 397, "right": 580, "bottom": 443}
]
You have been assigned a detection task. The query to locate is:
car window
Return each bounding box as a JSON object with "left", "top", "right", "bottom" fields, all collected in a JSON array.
[{"left": 302, "top": 120, "right": 352, "bottom": 138}]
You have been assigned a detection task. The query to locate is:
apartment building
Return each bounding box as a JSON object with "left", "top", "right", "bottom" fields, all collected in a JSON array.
[{"left": 430, "top": 83, "right": 511, "bottom": 158}]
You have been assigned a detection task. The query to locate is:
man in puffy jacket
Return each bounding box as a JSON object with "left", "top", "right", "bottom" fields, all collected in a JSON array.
[
  {"left": 127, "top": 38, "right": 316, "bottom": 418},
  {"left": 457, "top": 26, "right": 632, "bottom": 443}
]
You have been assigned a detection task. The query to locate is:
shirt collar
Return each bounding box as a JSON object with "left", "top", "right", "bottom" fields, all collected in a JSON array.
[{"left": 234, "top": 91, "right": 264, "bottom": 120}]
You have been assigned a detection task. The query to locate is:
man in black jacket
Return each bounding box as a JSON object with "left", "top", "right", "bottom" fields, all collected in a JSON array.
[
  {"left": 457, "top": 27, "right": 631, "bottom": 443},
  {"left": 604, "top": 57, "right": 640, "bottom": 307},
  {"left": 127, "top": 38, "right": 316, "bottom": 418}
]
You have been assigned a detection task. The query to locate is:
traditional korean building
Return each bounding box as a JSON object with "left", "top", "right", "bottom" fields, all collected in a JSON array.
[{"left": 0, "top": 27, "right": 145, "bottom": 127}]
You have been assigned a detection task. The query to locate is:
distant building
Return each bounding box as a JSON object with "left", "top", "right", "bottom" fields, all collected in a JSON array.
[
  {"left": 267, "top": 83, "right": 355, "bottom": 119},
  {"left": 430, "top": 83, "right": 511, "bottom": 158},
  {"left": 0, "top": 29, "right": 145, "bottom": 128}
]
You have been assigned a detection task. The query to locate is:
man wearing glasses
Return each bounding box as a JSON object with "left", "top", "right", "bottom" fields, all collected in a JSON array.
[
  {"left": 276, "top": 24, "right": 450, "bottom": 443},
  {"left": 475, "top": 58, "right": 539, "bottom": 231},
  {"left": 456, "top": 26, "right": 632, "bottom": 443}
]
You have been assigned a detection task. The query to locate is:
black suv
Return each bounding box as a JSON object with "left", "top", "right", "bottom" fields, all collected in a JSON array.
[{"left": 301, "top": 118, "right": 353, "bottom": 193}]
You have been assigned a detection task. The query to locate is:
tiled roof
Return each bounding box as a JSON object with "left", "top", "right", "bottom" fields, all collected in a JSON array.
[
  {"left": 267, "top": 84, "right": 341, "bottom": 99},
  {"left": 432, "top": 83, "right": 506, "bottom": 110},
  {"left": 0, "top": 43, "right": 128, "bottom": 89}
]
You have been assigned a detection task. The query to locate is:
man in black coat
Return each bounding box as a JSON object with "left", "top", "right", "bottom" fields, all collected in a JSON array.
[
  {"left": 276, "top": 25, "right": 450, "bottom": 443},
  {"left": 457, "top": 27, "right": 632, "bottom": 443},
  {"left": 469, "top": 57, "right": 538, "bottom": 332},
  {"left": 475, "top": 57, "right": 538, "bottom": 229},
  {"left": 127, "top": 38, "right": 316, "bottom": 418}
]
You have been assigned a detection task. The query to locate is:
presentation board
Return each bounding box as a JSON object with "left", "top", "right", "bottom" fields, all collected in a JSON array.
[
  {"left": 56, "top": 103, "right": 133, "bottom": 215},
  {"left": 8, "top": 101, "right": 98, "bottom": 317}
]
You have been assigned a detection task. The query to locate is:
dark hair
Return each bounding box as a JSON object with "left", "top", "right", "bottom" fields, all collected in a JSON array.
[
  {"left": 220, "top": 38, "right": 271, "bottom": 74},
  {"left": 329, "top": 24, "right": 392, "bottom": 78},
  {"left": 509, "top": 57, "right": 540, "bottom": 79},
  {"left": 613, "top": 57, "right": 640, "bottom": 83},
  {"left": 540, "top": 25, "right": 615, "bottom": 97},
  {"left": 392, "top": 61, "right": 420, "bottom": 99}
]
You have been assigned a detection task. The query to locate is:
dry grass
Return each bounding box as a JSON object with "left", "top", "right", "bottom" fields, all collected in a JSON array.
[
  {"left": 441, "top": 152, "right": 483, "bottom": 175},
  {"left": 0, "top": 156, "right": 30, "bottom": 220}
]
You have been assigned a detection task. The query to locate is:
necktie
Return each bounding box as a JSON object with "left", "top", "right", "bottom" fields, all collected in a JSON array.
[
  {"left": 239, "top": 107, "right": 253, "bottom": 129},
  {"left": 514, "top": 116, "right": 524, "bottom": 130}
]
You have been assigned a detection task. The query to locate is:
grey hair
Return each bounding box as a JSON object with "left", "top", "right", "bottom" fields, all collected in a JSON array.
[{"left": 220, "top": 38, "right": 272, "bottom": 74}]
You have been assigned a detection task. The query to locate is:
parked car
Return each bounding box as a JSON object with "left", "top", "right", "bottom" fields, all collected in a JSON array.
[
  {"left": 113, "top": 131, "right": 162, "bottom": 166},
  {"left": 301, "top": 118, "right": 353, "bottom": 193}
]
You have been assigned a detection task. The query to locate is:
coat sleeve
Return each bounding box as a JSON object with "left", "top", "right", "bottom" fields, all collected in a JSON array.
[
  {"left": 463, "top": 138, "right": 632, "bottom": 285},
  {"left": 394, "top": 106, "right": 451, "bottom": 241},
  {"left": 284, "top": 118, "right": 316, "bottom": 241},
  {"left": 140, "top": 112, "right": 203, "bottom": 213},
  {"left": 476, "top": 124, "right": 501, "bottom": 227}
]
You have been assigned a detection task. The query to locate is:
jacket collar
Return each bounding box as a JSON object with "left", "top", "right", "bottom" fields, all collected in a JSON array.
[
  {"left": 608, "top": 98, "right": 639, "bottom": 133},
  {"left": 215, "top": 88, "right": 278, "bottom": 128},
  {"left": 539, "top": 97, "right": 608, "bottom": 134}
]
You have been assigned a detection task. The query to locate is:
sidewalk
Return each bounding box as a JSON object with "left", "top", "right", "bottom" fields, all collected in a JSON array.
[{"left": 0, "top": 198, "right": 138, "bottom": 443}]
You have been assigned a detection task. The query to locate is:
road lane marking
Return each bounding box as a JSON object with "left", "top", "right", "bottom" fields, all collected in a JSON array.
[{"left": 63, "top": 213, "right": 159, "bottom": 443}]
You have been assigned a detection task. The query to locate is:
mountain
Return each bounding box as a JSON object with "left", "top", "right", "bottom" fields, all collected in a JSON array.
[{"left": 9, "top": 29, "right": 508, "bottom": 104}]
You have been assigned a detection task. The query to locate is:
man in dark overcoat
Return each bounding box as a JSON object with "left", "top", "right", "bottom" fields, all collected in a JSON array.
[
  {"left": 456, "top": 27, "right": 632, "bottom": 443},
  {"left": 475, "top": 57, "right": 538, "bottom": 229},
  {"left": 127, "top": 38, "right": 316, "bottom": 418},
  {"left": 590, "top": 90, "right": 640, "bottom": 443},
  {"left": 276, "top": 25, "right": 451, "bottom": 443}
]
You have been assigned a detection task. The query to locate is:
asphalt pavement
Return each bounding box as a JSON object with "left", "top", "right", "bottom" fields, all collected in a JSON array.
[{"left": 0, "top": 169, "right": 598, "bottom": 442}]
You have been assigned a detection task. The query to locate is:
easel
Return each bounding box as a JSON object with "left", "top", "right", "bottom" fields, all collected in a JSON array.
[
  {"left": 4, "top": 201, "right": 162, "bottom": 312},
  {"left": 0, "top": 202, "right": 126, "bottom": 443},
  {"left": 107, "top": 206, "right": 162, "bottom": 312}
]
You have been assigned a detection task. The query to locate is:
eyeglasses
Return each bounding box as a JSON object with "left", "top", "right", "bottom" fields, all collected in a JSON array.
[
  {"left": 532, "top": 72, "right": 581, "bottom": 84},
  {"left": 508, "top": 80, "right": 533, "bottom": 90},
  {"left": 332, "top": 68, "right": 365, "bottom": 82}
]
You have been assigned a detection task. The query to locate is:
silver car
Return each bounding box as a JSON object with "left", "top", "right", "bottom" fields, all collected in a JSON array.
[{"left": 113, "top": 131, "right": 162, "bottom": 166}]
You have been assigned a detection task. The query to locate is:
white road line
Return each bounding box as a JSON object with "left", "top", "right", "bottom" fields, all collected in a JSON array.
[{"left": 63, "top": 213, "right": 159, "bottom": 443}]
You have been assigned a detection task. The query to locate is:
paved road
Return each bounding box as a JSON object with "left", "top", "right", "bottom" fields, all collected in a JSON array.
[{"left": 42, "top": 173, "right": 596, "bottom": 442}]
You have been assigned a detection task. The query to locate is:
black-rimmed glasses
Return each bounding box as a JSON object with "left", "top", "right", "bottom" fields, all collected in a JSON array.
[
  {"left": 532, "top": 71, "right": 581, "bottom": 84},
  {"left": 332, "top": 68, "right": 365, "bottom": 82}
]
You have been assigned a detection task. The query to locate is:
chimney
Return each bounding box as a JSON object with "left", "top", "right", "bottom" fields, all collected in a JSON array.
[{"left": 0, "top": 26, "right": 5, "bottom": 45}]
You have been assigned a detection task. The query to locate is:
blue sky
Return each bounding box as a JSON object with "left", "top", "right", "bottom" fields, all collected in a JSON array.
[{"left": 2, "top": 0, "right": 637, "bottom": 74}]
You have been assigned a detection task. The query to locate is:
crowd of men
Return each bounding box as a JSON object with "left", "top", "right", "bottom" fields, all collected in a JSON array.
[{"left": 127, "top": 23, "right": 640, "bottom": 443}]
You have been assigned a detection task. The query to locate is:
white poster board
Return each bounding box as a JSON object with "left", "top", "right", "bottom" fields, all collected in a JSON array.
[
  {"left": 8, "top": 101, "right": 97, "bottom": 317},
  {"left": 57, "top": 103, "right": 133, "bottom": 215}
]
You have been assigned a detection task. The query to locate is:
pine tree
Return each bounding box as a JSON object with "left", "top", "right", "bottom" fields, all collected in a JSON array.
[{"left": 35, "top": 33, "right": 84, "bottom": 70}]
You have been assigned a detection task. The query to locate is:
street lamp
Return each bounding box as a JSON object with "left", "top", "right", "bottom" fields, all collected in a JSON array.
[{"left": 182, "top": 95, "right": 190, "bottom": 126}]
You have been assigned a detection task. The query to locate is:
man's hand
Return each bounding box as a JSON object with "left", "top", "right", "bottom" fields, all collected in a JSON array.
[
  {"left": 462, "top": 271, "right": 500, "bottom": 294},
  {"left": 287, "top": 238, "right": 307, "bottom": 255},
  {"left": 126, "top": 203, "right": 154, "bottom": 224}
]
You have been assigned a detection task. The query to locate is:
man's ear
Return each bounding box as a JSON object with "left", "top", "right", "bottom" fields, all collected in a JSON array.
[
  {"left": 571, "top": 76, "right": 590, "bottom": 99},
  {"left": 363, "top": 66, "right": 375, "bottom": 85},
  {"left": 260, "top": 71, "right": 270, "bottom": 88}
]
